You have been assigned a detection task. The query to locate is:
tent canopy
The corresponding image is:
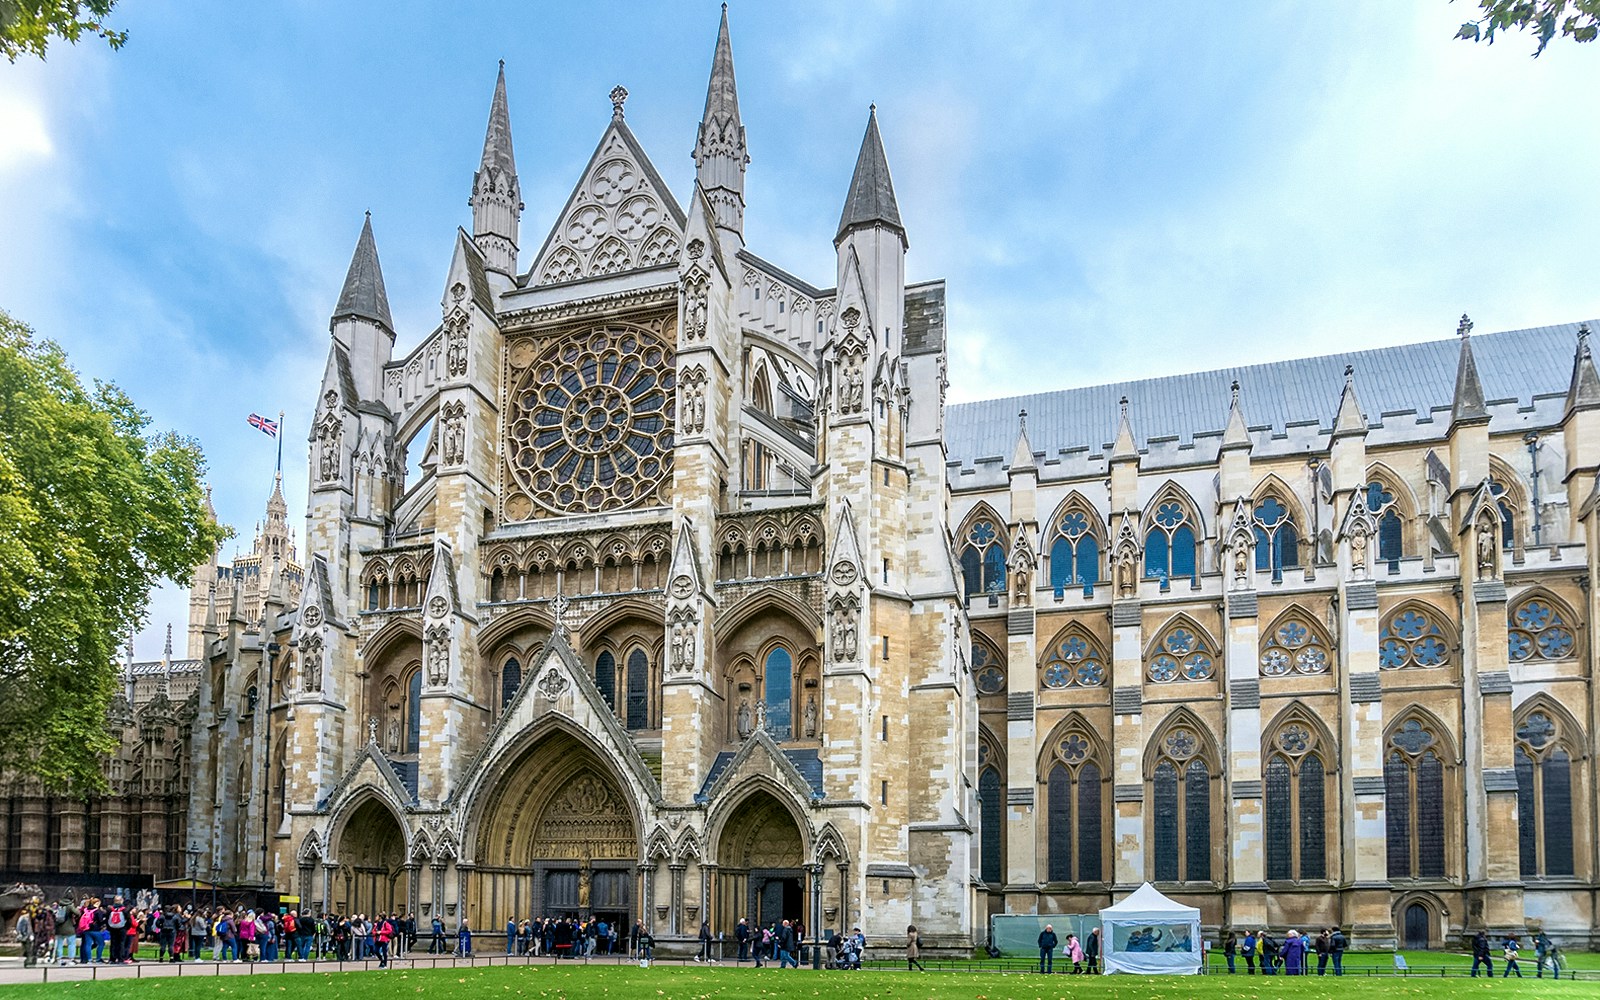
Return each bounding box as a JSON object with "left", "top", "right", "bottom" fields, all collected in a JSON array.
[{"left": 1098, "top": 882, "right": 1203, "bottom": 976}]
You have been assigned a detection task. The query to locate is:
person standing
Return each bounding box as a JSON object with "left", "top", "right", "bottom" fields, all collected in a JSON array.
[
  {"left": 377, "top": 913, "right": 394, "bottom": 969},
  {"left": 697, "top": 920, "right": 713, "bottom": 962},
  {"left": 1471, "top": 930, "right": 1493, "bottom": 977},
  {"left": 106, "top": 897, "right": 130, "bottom": 964},
  {"left": 1241, "top": 930, "right": 1256, "bottom": 974},
  {"left": 17, "top": 904, "right": 36, "bottom": 968},
  {"left": 1534, "top": 931, "right": 1551, "bottom": 978},
  {"left": 778, "top": 919, "right": 798, "bottom": 968},
  {"left": 1330, "top": 926, "right": 1346, "bottom": 976},
  {"left": 906, "top": 924, "right": 925, "bottom": 971},
  {"left": 1223, "top": 931, "right": 1237, "bottom": 973},
  {"left": 1067, "top": 933, "right": 1085, "bottom": 973},
  {"left": 56, "top": 900, "right": 79, "bottom": 965},
  {"left": 735, "top": 917, "right": 750, "bottom": 963},
  {"left": 457, "top": 916, "right": 473, "bottom": 957},
  {"left": 1037, "top": 923, "right": 1058, "bottom": 974},
  {"left": 1085, "top": 926, "right": 1100, "bottom": 974},
  {"left": 1503, "top": 936, "right": 1523, "bottom": 978},
  {"left": 430, "top": 914, "right": 444, "bottom": 954}
]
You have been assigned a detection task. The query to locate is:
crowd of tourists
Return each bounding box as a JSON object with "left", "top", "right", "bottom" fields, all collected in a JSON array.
[
  {"left": 498, "top": 915, "right": 635, "bottom": 957},
  {"left": 1222, "top": 927, "right": 1347, "bottom": 974},
  {"left": 1470, "top": 930, "right": 1565, "bottom": 978}
]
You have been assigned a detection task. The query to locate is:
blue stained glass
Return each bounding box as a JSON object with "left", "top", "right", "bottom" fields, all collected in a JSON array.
[
  {"left": 1183, "top": 654, "right": 1214, "bottom": 680},
  {"left": 1044, "top": 663, "right": 1070, "bottom": 688},
  {"left": 1077, "top": 536, "right": 1100, "bottom": 589},
  {"left": 1507, "top": 632, "right": 1532, "bottom": 660},
  {"left": 1278, "top": 522, "right": 1299, "bottom": 568},
  {"left": 1063, "top": 636, "right": 1088, "bottom": 659},
  {"left": 1048, "top": 765, "right": 1072, "bottom": 882},
  {"left": 1062, "top": 511, "right": 1090, "bottom": 536},
  {"left": 1154, "top": 502, "right": 1185, "bottom": 528},
  {"left": 1171, "top": 525, "right": 1197, "bottom": 580},
  {"left": 1499, "top": 500, "right": 1516, "bottom": 549},
  {"left": 501, "top": 657, "right": 522, "bottom": 711},
  {"left": 1061, "top": 735, "right": 1089, "bottom": 761},
  {"left": 1412, "top": 637, "right": 1447, "bottom": 667},
  {"left": 970, "top": 521, "right": 997, "bottom": 546},
  {"left": 1078, "top": 762, "right": 1102, "bottom": 882},
  {"left": 765, "top": 647, "right": 793, "bottom": 738},
  {"left": 979, "top": 768, "right": 1003, "bottom": 884},
  {"left": 1255, "top": 526, "right": 1272, "bottom": 571},
  {"left": 983, "top": 546, "right": 1008, "bottom": 594},
  {"left": 406, "top": 669, "right": 422, "bottom": 754},
  {"left": 1144, "top": 529, "right": 1168, "bottom": 579},
  {"left": 1153, "top": 761, "right": 1179, "bottom": 882},
  {"left": 1378, "top": 510, "right": 1403, "bottom": 566},
  {"left": 1279, "top": 622, "right": 1308, "bottom": 647},
  {"left": 1149, "top": 655, "right": 1178, "bottom": 682},
  {"left": 1538, "top": 629, "right": 1574, "bottom": 658},
  {"left": 1050, "top": 537, "right": 1073, "bottom": 595},
  {"left": 976, "top": 665, "right": 1006, "bottom": 694},
  {"left": 971, "top": 642, "right": 993, "bottom": 669},
  {"left": 1365, "top": 482, "right": 1394, "bottom": 512},
  {"left": 1379, "top": 640, "right": 1408, "bottom": 669},
  {"left": 960, "top": 548, "right": 982, "bottom": 599},
  {"left": 626, "top": 649, "right": 649, "bottom": 730},
  {"left": 1165, "top": 629, "right": 1196, "bottom": 655},
  {"left": 1184, "top": 759, "right": 1211, "bottom": 882},
  {"left": 1255, "top": 497, "right": 1286, "bottom": 528},
  {"left": 1077, "top": 660, "right": 1105, "bottom": 686},
  {"left": 1393, "top": 611, "right": 1428, "bottom": 640},
  {"left": 594, "top": 651, "right": 615, "bottom": 708},
  {"left": 1296, "top": 648, "right": 1329, "bottom": 673},
  {"left": 1516, "top": 601, "right": 1553, "bottom": 630}
]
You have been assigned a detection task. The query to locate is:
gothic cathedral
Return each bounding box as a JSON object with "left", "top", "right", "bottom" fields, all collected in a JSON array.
[{"left": 176, "top": 11, "right": 1600, "bottom": 950}]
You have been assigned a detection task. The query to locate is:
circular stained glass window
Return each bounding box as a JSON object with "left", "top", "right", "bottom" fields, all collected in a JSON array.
[{"left": 504, "top": 324, "right": 675, "bottom": 516}]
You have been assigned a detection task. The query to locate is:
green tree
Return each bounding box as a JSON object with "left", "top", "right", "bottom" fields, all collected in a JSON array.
[
  {"left": 0, "top": 310, "right": 226, "bottom": 791},
  {"left": 1456, "top": 0, "right": 1600, "bottom": 54},
  {"left": 0, "top": 0, "right": 125, "bottom": 62}
]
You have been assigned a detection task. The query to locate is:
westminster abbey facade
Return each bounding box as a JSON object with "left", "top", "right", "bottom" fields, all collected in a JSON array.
[{"left": 164, "top": 11, "right": 1600, "bottom": 951}]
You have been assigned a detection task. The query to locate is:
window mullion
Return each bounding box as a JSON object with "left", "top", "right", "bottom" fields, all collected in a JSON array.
[{"left": 1533, "top": 761, "right": 1544, "bottom": 876}]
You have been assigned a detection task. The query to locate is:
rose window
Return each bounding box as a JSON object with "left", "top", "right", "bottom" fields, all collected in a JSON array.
[
  {"left": 504, "top": 324, "right": 675, "bottom": 517},
  {"left": 1259, "top": 615, "right": 1332, "bottom": 677}
]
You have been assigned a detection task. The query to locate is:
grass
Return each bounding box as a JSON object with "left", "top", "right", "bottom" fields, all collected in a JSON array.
[{"left": 1, "top": 962, "right": 1598, "bottom": 1000}]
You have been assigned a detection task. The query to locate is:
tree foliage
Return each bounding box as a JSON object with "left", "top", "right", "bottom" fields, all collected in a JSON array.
[
  {"left": 0, "top": 0, "right": 125, "bottom": 62},
  {"left": 0, "top": 311, "right": 227, "bottom": 792},
  {"left": 1456, "top": 0, "right": 1600, "bottom": 54}
]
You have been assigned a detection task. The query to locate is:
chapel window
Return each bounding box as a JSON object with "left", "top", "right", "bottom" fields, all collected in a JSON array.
[
  {"left": 1264, "top": 719, "right": 1327, "bottom": 881},
  {"left": 405, "top": 668, "right": 422, "bottom": 755},
  {"left": 1384, "top": 716, "right": 1447, "bottom": 879},
  {"left": 1144, "top": 498, "right": 1198, "bottom": 589},
  {"left": 1048, "top": 506, "right": 1101, "bottom": 598},
  {"left": 1146, "top": 620, "right": 1216, "bottom": 684},
  {"left": 1379, "top": 605, "right": 1451, "bottom": 670},
  {"left": 1151, "top": 725, "right": 1211, "bottom": 883},
  {"left": 1259, "top": 612, "right": 1333, "bottom": 677},
  {"left": 594, "top": 650, "right": 617, "bottom": 710},
  {"left": 499, "top": 656, "right": 521, "bottom": 712},
  {"left": 959, "top": 517, "right": 1007, "bottom": 603},
  {"left": 626, "top": 648, "right": 651, "bottom": 731},
  {"left": 1363, "top": 481, "right": 1404, "bottom": 572},
  {"left": 1046, "top": 729, "right": 1104, "bottom": 883},
  {"left": 1507, "top": 596, "right": 1576, "bottom": 662},
  {"left": 763, "top": 646, "right": 793, "bottom": 739},
  {"left": 1252, "top": 495, "right": 1300, "bottom": 582},
  {"left": 1514, "top": 710, "right": 1575, "bottom": 877},
  {"left": 972, "top": 638, "right": 1006, "bottom": 696},
  {"left": 1041, "top": 628, "right": 1107, "bottom": 689}
]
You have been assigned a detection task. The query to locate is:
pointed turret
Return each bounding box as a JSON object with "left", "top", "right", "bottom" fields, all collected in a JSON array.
[
  {"left": 1110, "top": 396, "right": 1138, "bottom": 462},
  {"left": 471, "top": 61, "right": 523, "bottom": 277},
  {"left": 1451, "top": 313, "right": 1488, "bottom": 424},
  {"left": 693, "top": 5, "right": 748, "bottom": 249},
  {"left": 332, "top": 213, "right": 393, "bottom": 332},
  {"left": 835, "top": 106, "right": 905, "bottom": 247},
  {"left": 1332, "top": 364, "right": 1366, "bottom": 438},
  {"left": 1010, "top": 409, "right": 1036, "bottom": 472},
  {"left": 1221, "top": 380, "right": 1251, "bottom": 451},
  {"left": 1566, "top": 323, "right": 1600, "bottom": 413},
  {"left": 257, "top": 471, "right": 295, "bottom": 566}
]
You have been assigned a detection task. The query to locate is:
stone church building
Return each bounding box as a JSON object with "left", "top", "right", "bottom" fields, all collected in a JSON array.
[{"left": 173, "top": 11, "right": 1600, "bottom": 950}]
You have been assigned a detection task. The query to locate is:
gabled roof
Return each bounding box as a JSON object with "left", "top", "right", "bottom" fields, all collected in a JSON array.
[
  {"left": 946, "top": 318, "right": 1597, "bottom": 466},
  {"left": 835, "top": 106, "right": 904, "bottom": 244},
  {"left": 332, "top": 214, "right": 394, "bottom": 330}
]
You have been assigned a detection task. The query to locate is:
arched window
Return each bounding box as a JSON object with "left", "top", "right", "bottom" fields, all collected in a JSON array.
[
  {"left": 1252, "top": 496, "right": 1300, "bottom": 582},
  {"left": 594, "top": 651, "right": 616, "bottom": 709},
  {"left": 978, "top": 764, "right": 1003, "bottom": 885},
  {"left": 1150, "top": 724, "right": 1211, "bottom": 883},
  {"left": 1514, "top": 709, "right": 1575, "bottom": 877},
  {"left": 959, "top": 517, "right": 1007, "bottom": 602},
  {"left": 1045, "top": 728, "right": 1104, "bottom": 883},
  {"left": 405, "top": 668, "right": 422, "bottom": 755},
  {"left": 1259, "top": 612, "right": 1333, "bottom": 677},
  {"left": 1508, "top": 596, "right": 1577, "bottom": 662},
  {"left": 1041, "top": 627, "right": 1107, "bottom": 689},
  {"left": 1490, "top": 479, "right": 1517, "bottom": 549},
  {"left": 1384, "top": 716, "right": 1447, "bottom": 879},
  {"left": 1364, "top": 481, "right": 1404, "bottom": 572},
  {"left": 626, "top": 649, "right": 650, "bottom": 731},
  {"left": 1144, "top": 498, "right": 1198, "bottom": 588},
  {"left": 1146, "top": 619, "right": 1216, "bottom": 684},
  {"left": 764, "top": 646, "right": 793, "bottom": 739},
  {"left": 750, "top": 366, "right": 773, "bottom": 414},
  {"left": 972, "top": 637, "right": 1006, "bottom": 696},
  {"left": 500, "top": 657, "right": 521, "bottom": 711},
  {"left": 367, "top": 579, "right": 381, "bottom": 610},
  {"left": 1264, "top": 718, "right": 1327, "bottom": 881},
  {"left": 1048, "top": 505, "right": 1101, "bottom": 598},
  {"left": 1380, "top": 605, "right": 1452, "bottom": 670}
]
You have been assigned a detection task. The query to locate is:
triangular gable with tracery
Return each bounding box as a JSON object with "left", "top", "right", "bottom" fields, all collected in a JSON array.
[{"left": 525, "top": 110, "right": 687, "bottom": 288}]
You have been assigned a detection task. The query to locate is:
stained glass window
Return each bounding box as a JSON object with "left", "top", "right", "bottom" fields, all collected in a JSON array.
[
  {"left": 1078, "top": 761, "right": 1102, "bottom": 882},
  {"left": 1490, "top": 480, "right": 1516, "bottom": 549},
  {"left": 1416, "top": 751, "right": 1445, "bottom": 877},
  {"left": 594, "top": 651, "right": 616, "bottom": 710},
  {"left": 1147, "top": 621, "right": 1216, "bottom": 684},
  {"left": 763, "top": 647, "right": 791, "bottom": 739},
  {"left": 1380, "top": 606, "right": 1452, "bottom": 670},
  {"left": 1153, "top": 760, "right": 1179, "bottom": 882},
  {"left": 406, "top": 669, "right": 422, "bottom": 755},
  {"left": 1150, "top": 724, "right": 1210, "bottom": 883},
  {"left": 1508, "top": 597, "right": 1576, "bottom": 661},
  {"left": 626, "top": 649, "right": 650, "bottom": 731},
  {"left": 1047, "top": 765, "right": 1072, "bottom": 882},
  {"left": 1299, "top": 754, "right": 1326, "bottom": 880},
  {"left": 1365, "top": 481, "right": 1404, "bottom": 571},
  {"left": 1184, "top": 759, "right": 1211, "bottom": 882},
  {"left": 1042, "top": 630, "right": 1108, "bottom": 688},
  {"left": 1045, "top": 735, "right": 1103, "bottom": 884},
  {"left": 973, "top": 640, "right": 1006, "bottom": 696},
  {"left": 959, "top": 517, "right": 1008, "bottom": 602},
  {"left": 1260, "top": 614, "right": 1332, "bottom": 676},
  {"left": 500, "top": 657, "right": 522, "bottom": 711},
  {"left": 1264, "top": 756, "right": 1292, "bottom": 880},
  {"left": 1252, "top": 496, "right": 1301, "bottom": 582},
  {"left": 1384, "top": 750, "right": 1411, "bottom": 878},
  {"left": 1515, "top": 710, "right": 1576, "bottom": 877},
  {"left": 1385, "top": 716, "right": 1449, "bottom": 880},
  {"left": 1049, "top": 507, "right": 1101, "bottom": 598},
  {"left": 979, "top": 767, "right": 1003, "bottom": 884},
  {"left": 1145, "top": 497, "right": 1199, "bottom": 588}
]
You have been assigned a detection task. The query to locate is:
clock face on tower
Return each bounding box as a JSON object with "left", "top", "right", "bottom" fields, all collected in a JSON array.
[{"left": 502, "top": 320, "right": 676, "bottom": 520}]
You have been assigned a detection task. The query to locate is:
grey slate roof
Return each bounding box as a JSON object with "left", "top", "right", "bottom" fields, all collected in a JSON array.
[
  {"left": 903, "top": 281, "right": 945, "bottom": 356},
  {"left": 697, "top": 747, "right": 824, "bottom": 800},
  {"left": 836, "top": 106, "right": 903, "bottom": 243},
  {"left": 946, "top": 318, "right": 1595, "bottom": 465},
  {"left": 333, "top": 214, "right": 394, "bottom": 330}
]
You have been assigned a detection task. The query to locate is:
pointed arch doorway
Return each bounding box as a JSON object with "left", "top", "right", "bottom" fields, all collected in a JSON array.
[
  {"left": 334, "top": 798, "right": 409, "bottom": 916},
  {"left": 715, "top": 790, "right": 807, "bottom": 934}
]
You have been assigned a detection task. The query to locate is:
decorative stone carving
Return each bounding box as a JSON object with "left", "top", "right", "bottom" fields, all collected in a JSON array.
[
  {"left": 537, "top": 668, "right": 569, "bottom": 701},
  {"left": 830, "top": 561, "right": 858, "bottom": 587},
  {"left": 681, "top": 268, "right": 708, "bottom": 342},
  {"left": 1009, "top": 527, "right": 1035, "bottom": 606},
  {"left": 1337, "top": 491, "right": 1379, "bottom": 582},
  {"left": 316, "top": 393, "right": 342, "bottom": 484},
  {"left": 680, "top": 364, "right": 707, "bottom": 434},
  {"left": 737, "top": 699, "right": 753, "bottom": 739},
  {"left": 667, "top": 607, "right": 698, "bottom": 673},
  {"left": 1476, "top": 509, "right": 1500, "bottom": 579},
  {"left": 429, "top": 595, "right": 449, "bottom": 619},
  {"left": 385, "top": 716, "right": 401, "bottom": 754},
  {"left": 670, "top": 574, "right": 695, "bottom": 600},
  {"left": 1224, "top": 499, "right": 1255, "bottom": 592},
  {"left": 803, "top": 695, "right": 818, "bottom": 738},
  {"left": 440, "top": 401, "right": 466, "bottom": 467},
  {"left": 532, "top": 127, "right": 680, "bottom": 286},
  {"left": 302, "top": 605, "right": 322, "bottom": 629},
  {"left": 445, "top": 310, "right": 469, "bottom": 379},
  {"left": 425, "top": 625, "right": 450, "bottom": 686},
  {"left": 836, "top": 338, "right": 866, "bottom": 415},
  {"left": 829, "top": 595, "right": 859, "bottom": 662},
  {"left": 300, "top": 634, "right": 323, "bottom": 694},
  {"left": 1112, "top": 512, "right": 1141, "bottom": 600},
  {"left": 366, "top": 716, "right": 379, "bottom": 745}
]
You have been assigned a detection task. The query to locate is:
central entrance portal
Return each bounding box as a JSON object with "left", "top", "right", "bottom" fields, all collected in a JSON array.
[{"left": 716, "top": 790, "right": 808, "bottom": 936}]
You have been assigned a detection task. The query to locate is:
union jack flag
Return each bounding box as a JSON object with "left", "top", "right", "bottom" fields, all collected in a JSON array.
[{"left": 247, "top": 413, "right": 279, "bottom": 437}]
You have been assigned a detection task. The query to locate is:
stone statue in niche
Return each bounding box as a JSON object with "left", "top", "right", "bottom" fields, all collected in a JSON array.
[
  {"left": 300, "top": 635, "right": 323, "bottom": 694},
  {"left": 385, "top": 716, "right": 401, "bottom": 754},
  {"left": 1232, "top": 544, "right": 1250, "bottom": 590},
  {"left": 737, "top": 699, "right": 753, "bottom": 739},
  {"left": 426, "top": 626, "right": 449, "bottom": 686},
  {"left": 803, "top": 695, "right": 818, "bottom": 739},
  {"left": 578, "top": 863, "right": 592, "bottom": 910},
  {"left": 317, "top": 417, "right": 340, "bottom": 482},
  {"left": 1477, "top": 515, "right": 1498, "bottom": 577},
  {"left": 839, "top": 355, "right": 864, "bottom": 414},
  {"left": 830, "top": 601, "right": 857, "bottom": 661},
  {"left": 1012, "top": 560, "right": 1031, "bottom": 606},
  {"left": 366, "top": 716, "right": 379, "bottom": 745},
  {"left": 1349, "top": 527, "right": 1369, "bottom": 580},
  {"left": 1115, "top": 548, "right": 1138, "bottom": 599},
  {"left": 441, "top": 403, "right": 465, "bottom": 466},
  {"left": 445, "top": 314, "right": 468, "bottom": 378}
]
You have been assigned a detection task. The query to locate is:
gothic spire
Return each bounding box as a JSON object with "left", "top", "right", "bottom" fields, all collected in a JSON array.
[
  {"left": 693, "top": 5, "right": 748, "bottom": 247},
  {"left": 1566, "top": 323, "right": 1600, "bottom": 413},
  {"left": 1010, "top": 409, "right": 1036, "bottom": 472},
  {"left": 472, "top": 61, "right": 523, "bottom": 276},
  {"left": 835, "top": 105, "right": 905, "bottom": 246},
  {"left": 1333, "top": 364, "right": 1366, "bottom": 437},
  {"left": 332, "top": 213, "right": 394, "bottom": 331},
  {"left": 1110, "top": 395, "right": 1138, "bottom": 462},
  {"left": 1451, "top": 313, "right": 1488, "bottom": 424},
  {"left": 1221, "top": 379, "right": 1251, "bottom": 451}
]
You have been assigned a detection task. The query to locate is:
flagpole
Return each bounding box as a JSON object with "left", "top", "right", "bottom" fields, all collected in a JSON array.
[{"left": 276, "top": 410, "right": 284, "bottom": 474}]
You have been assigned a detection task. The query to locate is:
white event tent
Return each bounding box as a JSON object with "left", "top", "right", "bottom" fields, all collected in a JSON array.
[{"left": 1098, "top": 882, "right": 1203, "bottom": 975}]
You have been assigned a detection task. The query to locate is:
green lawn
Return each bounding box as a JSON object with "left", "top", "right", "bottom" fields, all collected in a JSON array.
[{"left": 1, "top": 964, "right": 1598, "bottom": 1000}]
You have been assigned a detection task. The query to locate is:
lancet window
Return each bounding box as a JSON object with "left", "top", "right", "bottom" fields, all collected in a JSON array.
[
  {"left": 1045, "top": 727, "right": 1104, "bottom": 883},
  {"left": 1150, "top": 723, "right": 1211, "bottom": 883},
  {"left": 959, "top": 517, "right": 1008, "bottom": 602},
  {"left": 1515, "top": 708, "right": 1575, "bottom": 877},
  {"left": 1363, "top": 480, "right": 1405, "bottom": 572},
  {"left": 1048, "top": 505, "right": 1101, "bottom": 598},
  {"left": 1384, "top": 715, "right": 1448, "bottom": 879},
  {"left": 1144, "top": 497, "right": 1198, "bottom": 588},
  {"left": 1252, "top": 495, "right": 1300, "bottom": 582},
  {"left": 1264, "top": 717, "right": 1327, "bottom": 881}
]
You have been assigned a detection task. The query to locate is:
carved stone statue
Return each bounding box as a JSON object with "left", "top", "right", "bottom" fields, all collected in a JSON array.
[
  {"left": 317, "top": 417, "right": 340, "bottom": 483},
  {"left": 426, "top": 626, "right": 449, "bottom": 686},
  {"left": 803, "top": 695, "right": 818, "bottom": 739},
  {"left": 1232, "top": 544, "right": 1249, "bottom": 590},
  {"left": 366, "top": 716, "right": 379, "bottom": 745},
  {"left": 683, "top": 271, "right": 708, "bottom": 340},
  {"left": 840, "top": 357, "right": 864, "bottom": 413},
  {"left": 300, "top": 635, "right": 323, "bottom": 694},
  {"left": 1477, "top": 516, "right": 1497, "bottom": 577},
  {"left": 1350, "top": 528, "right": 1368, "bottom": 580},
  {"left": 737, "top": 699, "right": 753, "bottom": 739},
  {"left": 441, "top": 403, "right": 465, "bottom": 466},
  {"left": 1012, "top": 562, "right": 1031, "bottom": 606},
  {"left": 385, "top": 716, "right": 401, "bottom": 754},
  {"left": 445, "top": 315, "right": 468, "bottom": 378},
  {"left": 578, "top": 864, "right": 592, "bottom": 910},
  {"left": 1116, "top": 549, "right": 1137, "bottom": 599},
  {"left": 831, "top": 601, "right": 858, "bottom": 661}
]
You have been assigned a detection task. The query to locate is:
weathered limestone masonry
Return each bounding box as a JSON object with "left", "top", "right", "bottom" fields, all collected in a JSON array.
[{"left": 64, "top": 10, "right": 1589, "bottom": 957}]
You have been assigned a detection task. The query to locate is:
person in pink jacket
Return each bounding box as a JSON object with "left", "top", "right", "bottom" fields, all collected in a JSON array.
[
  {"left": 1066, "top": 933, "right": 1085, "bottom": 973},
  {"left": 238, "top": 910, "right": 257, "bottom": 962}
]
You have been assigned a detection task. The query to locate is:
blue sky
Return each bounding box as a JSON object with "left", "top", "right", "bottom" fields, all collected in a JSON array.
[{"left": 1, "top": 1, "right": 1596, "bottom": 653}]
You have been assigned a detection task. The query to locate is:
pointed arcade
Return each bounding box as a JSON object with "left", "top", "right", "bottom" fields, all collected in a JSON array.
[
  {"left": 836, "top": 106, "right": 905, "bottom": 246},
  {"left": 333, "top": 214, "right": 394, "bottom": 332}
]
